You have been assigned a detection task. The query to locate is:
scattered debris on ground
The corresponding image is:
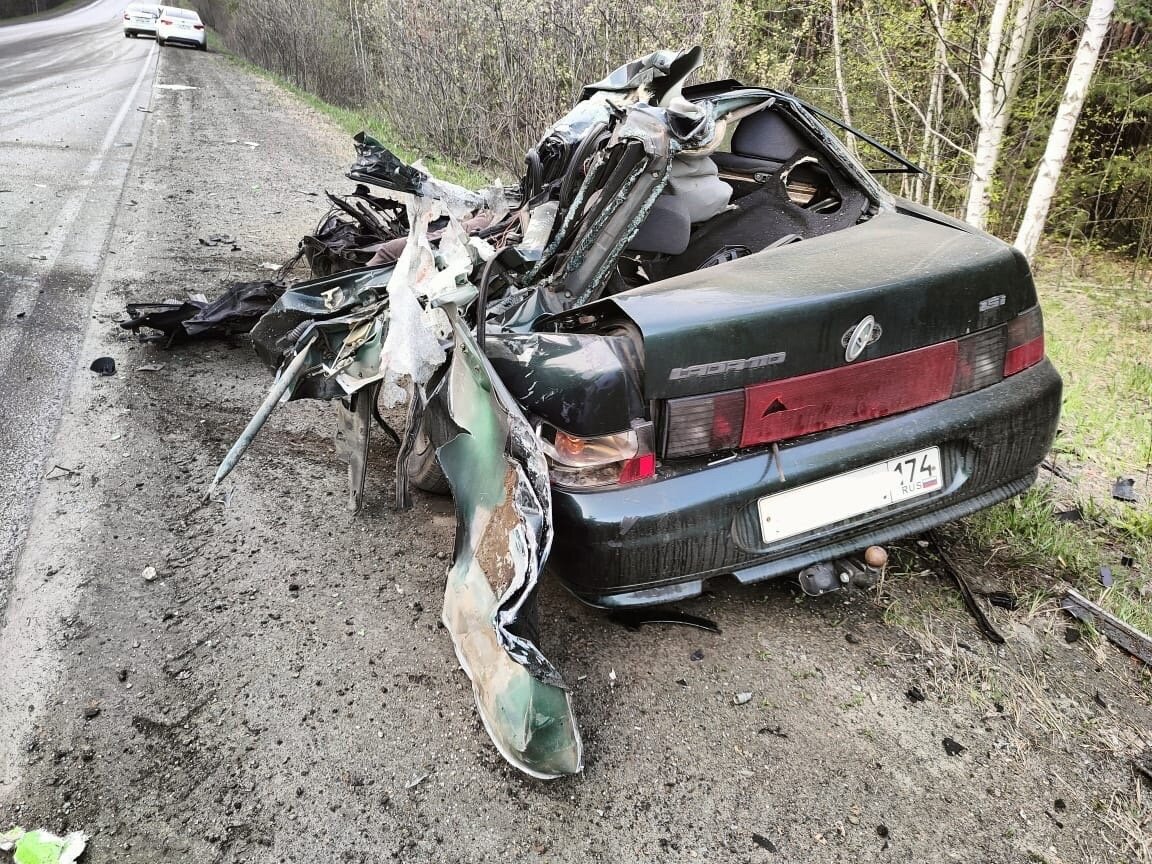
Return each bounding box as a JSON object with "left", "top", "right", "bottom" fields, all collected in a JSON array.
[
  {"left": 88, "top": 357, "right": 115, "bottom": 376},
  {"left": 1061, "top": 587, "right": 1152, "bottom": 666},
  {"left": 0, "top": 828, "right": 87, "bottom": 864}
]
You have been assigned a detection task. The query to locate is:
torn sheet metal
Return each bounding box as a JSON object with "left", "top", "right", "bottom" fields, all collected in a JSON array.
[
  {"left": 435, "top": 307, "right": 582, "bottom": 778},
  {"left": 206, "top": 47, "right": 745, "bottom": 778},
  {"left": 348, "top": 131, "right": 506, "bottom": 219},
  {"left": 334, "top": 382, "right": 377, "bottom": 512},
  {"left": 302, "top": 186, "right": 409, "bottom": 277},
  {"left": 122, "top": 280, "right": 287, "bottom": 346}
]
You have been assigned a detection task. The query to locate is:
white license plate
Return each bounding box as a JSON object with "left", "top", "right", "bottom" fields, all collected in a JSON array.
[{"left": 757, "top": 446, "right": 943, "bottom": 543}]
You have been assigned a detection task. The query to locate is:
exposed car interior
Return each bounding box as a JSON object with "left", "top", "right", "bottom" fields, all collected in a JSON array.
[{"left": 624, "top": 106, "right": 873, "bottom": 286}]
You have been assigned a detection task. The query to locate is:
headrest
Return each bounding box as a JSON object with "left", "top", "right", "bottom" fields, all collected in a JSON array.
[{"left": 730, "top": 110, "right": 807, "bottom": 162}]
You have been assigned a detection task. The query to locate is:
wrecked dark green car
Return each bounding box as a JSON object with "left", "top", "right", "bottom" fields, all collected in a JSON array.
[{"left": 211, "top": 49, "right": 1061, "bottom": 778}]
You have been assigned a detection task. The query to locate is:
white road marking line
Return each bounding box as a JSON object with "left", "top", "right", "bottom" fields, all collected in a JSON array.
[
  {"left": 0, "top": 39, "right": 157, "bottom": 371},
  {"left": 41, "top": 38, "right": 159, "bottom": 268}
]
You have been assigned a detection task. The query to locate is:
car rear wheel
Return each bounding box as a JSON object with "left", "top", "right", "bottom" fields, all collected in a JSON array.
[{"left": 407, "top": 418, "right": 450, "bottom": 495}]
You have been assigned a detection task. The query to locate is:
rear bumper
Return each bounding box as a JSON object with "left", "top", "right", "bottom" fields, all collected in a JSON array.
[
  {"left": 548, "top": 359, "right": 1062, "bottom": 606},
  {"left": 158, "top": 30, "right": 205, "bottom": 45}
]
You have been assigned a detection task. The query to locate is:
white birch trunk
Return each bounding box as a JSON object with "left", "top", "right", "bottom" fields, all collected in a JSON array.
[
  {"left": 965, "top": 0, "right": 1038, "bottom": 230},
  {"left": 916, "top": 0, "right": 952, "bottom": 204},
  {"left": 830, "top": 0, "right": 859, "bottom": 158},
  {"left": 712, "top": 0, "right": 734, "bottom": 80},
  {"left": 1015, "top": 0, "right": 1116, "bottom": 262}
]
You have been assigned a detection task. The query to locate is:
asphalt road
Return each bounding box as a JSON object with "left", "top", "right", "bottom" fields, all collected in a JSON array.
[{"left": 0, "top": 0, "right": 157, "bottom": 592}]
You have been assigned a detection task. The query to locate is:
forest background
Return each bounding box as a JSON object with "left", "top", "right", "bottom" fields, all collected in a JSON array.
[{"left": 184, "top": 0, "right": 1151, "bottom": 266}]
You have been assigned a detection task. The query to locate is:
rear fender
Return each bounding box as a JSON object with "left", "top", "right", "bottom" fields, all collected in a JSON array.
[{"left": 435, "top": 306, "right": 583, "bottom": 779}]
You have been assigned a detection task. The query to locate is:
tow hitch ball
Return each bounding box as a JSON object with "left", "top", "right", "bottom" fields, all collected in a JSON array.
[{"left": 797, "top": 546, "right": 887, "bottom": 596}]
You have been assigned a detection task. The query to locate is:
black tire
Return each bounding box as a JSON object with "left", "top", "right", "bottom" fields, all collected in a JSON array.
[
  {"left": 407, "top": 418, "right": 450, "bottom": 495},
  {"left": 157, "top": 37, "right": 165, "bottom": 46}
]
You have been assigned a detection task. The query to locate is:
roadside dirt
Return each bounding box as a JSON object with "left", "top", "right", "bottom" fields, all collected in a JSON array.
[{"left": 2, "top": 47, "right": 1149, "bottom": 863}]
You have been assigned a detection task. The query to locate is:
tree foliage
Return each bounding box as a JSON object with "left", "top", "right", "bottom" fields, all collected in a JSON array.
[
  {"left": 0, "top": 0, "right": 69, "bottom": 18},
  {"left": 198, "top": 0, "right": 1152, "bottom": 256}
]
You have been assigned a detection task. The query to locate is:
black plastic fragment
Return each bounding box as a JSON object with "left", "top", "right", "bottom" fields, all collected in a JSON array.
[
  {"left": 984, "top": 591, "right": 1019, "bottom": 610},
  {"left": 121, "top": 281, "right": 286, "bottom": 346},
  {"left": 751, "top": 834, "right": 777, "bottom": 852},
  {"left": 757, "top": 725, "right": 788, "bottom": 738},
  {"left": 1134, "top": 747, "right": 1152, "bottom": 786},
  {"left": 906, "top": 686, "right": 926, "bottom": 703},
  {"left": 1041, "top": 459, "right": 1073, "bottom": 481},
  {"left": 941, "top": 737, "right": 966, "bottom": 756},
  {"left": 1112, "top": 477, "right": 1137, "bottom": 503},
  {"left": 1054, "top": 507, "right": 1082, "bottom": 522},
  {"left": 925, "top": 531, "right": 1005, "bottom": 644},
  {"left": 90, "top": 357, "right": 116, "bottom": 376},
  {"left": 608, "top": 609, "right": 720, "bottom": 633},
  {"left": 348, "top": 131, "right": 427, "bottom": 193}
]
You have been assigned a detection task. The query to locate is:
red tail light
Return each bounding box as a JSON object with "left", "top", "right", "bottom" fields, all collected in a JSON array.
[
  {"left": 194, "top": 24, "right": 204, "bottom": 29},
  {"left": 617, "top": 453, "right": 656, "bottom": 484},
  {"left": 741, "top": 343, "right": 955, "bottom": 447},
  {"left": 662, "top": 305, "right": 1047, "bottom": 458},
  {"left": 1004, "top": 306, "right": 1045, "bottom": 376}
]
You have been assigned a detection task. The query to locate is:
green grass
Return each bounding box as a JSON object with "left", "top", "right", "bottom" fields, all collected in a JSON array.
[
  {"left": 209, "top": 38, "right": 489, "bottom": 190},
  {"left": 960, "top": 247, "right": 1152, "bottom": 637},
  {"left": 964, "top": 485, "right": 1097, "bottom": 575},
  {"left": 1037, "top": 254, "right": 1152, "bottom": 479}
]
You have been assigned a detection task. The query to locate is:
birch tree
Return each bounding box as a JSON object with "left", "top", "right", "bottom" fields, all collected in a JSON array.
[
  {"left": 964, "top": 0, "right": 1039, "bottom": 230},
  {"left": 1015, "top": 0, "right": 1116, "bottom": 262},
  {"left": 916, "top": 0, "right": 952, "bottom": 205},
  {"left": 830, "top": 0, "right": 859, "bottom": 157}
]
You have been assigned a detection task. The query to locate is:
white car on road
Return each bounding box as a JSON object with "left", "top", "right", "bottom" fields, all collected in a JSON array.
[
  {"left": 156, "top": 6, "right": 206, "bottom": 50},
  {"left": 122, "top": 3, "right": 161, "bottom": 38}
]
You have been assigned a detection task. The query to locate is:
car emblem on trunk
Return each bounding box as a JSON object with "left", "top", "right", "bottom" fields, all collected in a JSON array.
[{"left": 842, "top": 315, "right": 881, "bottom": 362}]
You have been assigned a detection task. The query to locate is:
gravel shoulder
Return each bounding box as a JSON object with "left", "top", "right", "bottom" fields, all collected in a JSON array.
[{"left": 1, "top": 45, "right": 1149, "bottom": 864}]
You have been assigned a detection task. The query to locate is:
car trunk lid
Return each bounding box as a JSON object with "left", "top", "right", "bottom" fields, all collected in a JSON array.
[
  {"left": 546, "top": 209, "right": 1043, "bottom": 458},
  {"left": 594, "top": 210, "right": 1036, "bottom": 401}
]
